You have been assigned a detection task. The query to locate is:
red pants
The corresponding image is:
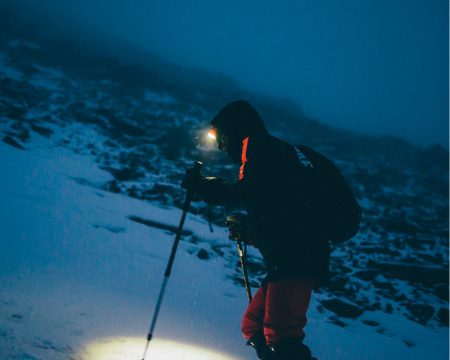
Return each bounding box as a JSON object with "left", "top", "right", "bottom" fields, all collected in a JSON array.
[{"left": 241, "top": 276, "right": 318, "bottom": 345}]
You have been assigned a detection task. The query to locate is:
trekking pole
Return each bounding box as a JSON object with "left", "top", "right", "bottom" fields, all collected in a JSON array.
[
  {"left": 142, "top": 161, "right": 203, "bottom": 360},
  {"left": 237, "top": 239, "right": 252, "bottom": 303}
]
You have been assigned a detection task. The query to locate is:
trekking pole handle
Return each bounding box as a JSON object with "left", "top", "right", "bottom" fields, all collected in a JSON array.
[
  {"left": 184, "top": 161, "right": 203, "bottom": 207},
  {"left": 193, "top": 161, "right": 203, "bottom": 171}
]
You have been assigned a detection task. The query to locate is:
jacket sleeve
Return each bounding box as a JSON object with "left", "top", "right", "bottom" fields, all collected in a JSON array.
[
  {"left": 199, "top": 177, "right": 248, "bottom": 207},
  {"left": 197, "top": 136, "right": 268, "bottom": 207}
]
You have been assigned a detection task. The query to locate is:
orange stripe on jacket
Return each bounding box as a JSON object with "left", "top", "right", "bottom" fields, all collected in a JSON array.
[{"left": 239, "top": 137, "right": 249, "bottom": 180}]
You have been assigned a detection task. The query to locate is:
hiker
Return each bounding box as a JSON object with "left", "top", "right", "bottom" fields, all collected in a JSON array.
[{"left": 181, "top": 100, "right": 334, "bottom": 360}]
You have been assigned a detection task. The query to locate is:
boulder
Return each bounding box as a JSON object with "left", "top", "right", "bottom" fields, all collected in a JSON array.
[
  {"left": 197, "top": 249, "right": 210, "bottom": 260},
  {"left": 437, "top": 307, "right": 449, "bottom": 326},
  {"left": 367, "top": 260, "right": 449, "bottom": 287},
  {"left": 2, "top": 135, "right": 25, "bottom": 150},
  {"left": 320, "top": 298, "right": 364, "bottom": 318}
]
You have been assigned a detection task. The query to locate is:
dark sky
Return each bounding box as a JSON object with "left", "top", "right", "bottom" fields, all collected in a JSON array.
[{"left": 7, "top": 0, "right": 450, "bottom": 148}]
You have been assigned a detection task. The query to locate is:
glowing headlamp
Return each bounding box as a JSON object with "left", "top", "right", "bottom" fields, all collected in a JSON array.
[
  {"left": 208, "top": 127, "right": 216, "bottom": 140},
  {"left": 207, "top": 126, "right": 227, "bottom": 151}
]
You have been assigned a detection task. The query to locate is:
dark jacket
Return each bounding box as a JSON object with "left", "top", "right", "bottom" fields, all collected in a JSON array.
[{"left": 200, "top": 101, "right": 330, "bottom": 286}]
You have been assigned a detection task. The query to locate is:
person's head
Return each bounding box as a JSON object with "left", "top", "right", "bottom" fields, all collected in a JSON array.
[{"left": 209, "top": 100, "right": 268, "bottom": 163}]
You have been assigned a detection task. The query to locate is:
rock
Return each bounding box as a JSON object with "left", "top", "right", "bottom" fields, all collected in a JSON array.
[
  {"left": 409, "top": 303, "right": 435, "bottom": 325},
  {"left": 128, "top": 216, "right": 193, "bottom": 236},
  {"left": 362, "top": 320, "right": 380, "bottom": 327},
  {"left": 386, "top": 219, "right": 421, "bottom": 235},
  {"left": 403, "top": 340, "right": 416, "bottom": 348},
  {"left": 127, "top": 186, "right": 141, "bottom": 199},
  {"left": 148, "top": 184, "right": 170, "bottom": 194},
  {"left": 107, "top": 181, "right": 121, "bottom": 193},
  {"left": 354, "top": 269, "right": 381, "bottom": 281},
  {"left": 367, "top": 260, "right": 449, "bottom": 288},
  {"left": 211, "top": 244, "right": 229, "bottom": 257},
  {"left": 437, "top": 307, "right": 449, "bottom": 326},
  {"left": 326, "top": 275, "right": 349, "bottom": 292},
  {"left": 197, "top": 249, "right": 210, "bottom": 260},
  {"left": 31, "top": 124, "right": 53, "bottom": 137},
  {"left": 385, "top": 303, "right": 394, "bottom": 314},
  {"left": 433, "top": 284, "right": 449, "bottom": 301},
  {"left": 394, "top": 293, "right": 408, "bottom": 302},
  {"left": 10, "top": 313, "right": 23, "bottom": 321},
  {"left": 147, "top": 183, "right": 178, "bottom": 197},
  {"left": 365, "top": 302, "right": 383, "bottom": 311},
  {"left": 373, "top": 274, "right": 395, "bottom": 290},
  {"left": 2, "top": 135, "right": 25, "bottom": 150},
  {"left": 111, "top": 167, "right": 145, "bottom": 181},
  {"left": 328, "top": 316, "right": 346, "bottom": 327},
  {"left": 320, "top": 298, "right": 364, "bottom": 318}
]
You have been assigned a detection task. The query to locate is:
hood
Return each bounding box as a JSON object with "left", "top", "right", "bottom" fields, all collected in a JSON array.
[
  {"left": 210, "top": 100, "right": 268, "bottom": 163},
  {"left": 210, "top": 100, "right": 268, "bottom": 141}
]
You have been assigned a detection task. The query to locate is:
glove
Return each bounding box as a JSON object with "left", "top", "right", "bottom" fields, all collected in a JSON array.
[
  {"left": 225, "top": 214, "right": 249, "bottom": 241},
  {"left": 225, "top": 214, "right": 258, "bottom": 247},
  {"left": 181, "top": 167, "right": 205, "bottom": 199}
]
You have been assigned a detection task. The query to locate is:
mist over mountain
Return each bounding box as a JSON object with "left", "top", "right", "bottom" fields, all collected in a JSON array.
[
  {"left": 2, "top": 3, "right": 448, "bottom": 160},
  {"left": 2, "top": 0, "right": 449, "bottom": 148}
]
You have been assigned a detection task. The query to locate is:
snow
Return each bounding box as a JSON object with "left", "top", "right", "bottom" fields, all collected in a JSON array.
[
  {"left": 0, "top": 138, "right": 249, "bottom": 359},
  {"left": 0, "top": 132, "right": 448, "bottom": 360},
  {"left": 82, "top": 337, "right": 236, "bottom": 360}
]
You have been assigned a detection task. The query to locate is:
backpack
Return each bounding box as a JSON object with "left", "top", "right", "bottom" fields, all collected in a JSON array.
[{"left": 294, "top": 145, "right": 361, "bottom": 244}]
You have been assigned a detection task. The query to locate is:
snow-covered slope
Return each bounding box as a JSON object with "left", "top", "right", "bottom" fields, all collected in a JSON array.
[
  {"left": 0, "top": 27, "right": 448, "bottom": 360},
  {"left": 0, "top": 124, "right": 448, "bottom": 360}
]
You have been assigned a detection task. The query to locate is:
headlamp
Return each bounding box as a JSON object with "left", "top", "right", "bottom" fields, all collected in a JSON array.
[
  {"left": 208, "top": 127, "right": 216, "bottom": 139},
  {"left": 207, "top": 126, "right": 227, "bottom": 151}
]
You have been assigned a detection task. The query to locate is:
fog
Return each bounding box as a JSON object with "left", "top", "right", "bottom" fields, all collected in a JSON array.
[{"left": 3, "top": 0, "right": 449, "bottom": 148}]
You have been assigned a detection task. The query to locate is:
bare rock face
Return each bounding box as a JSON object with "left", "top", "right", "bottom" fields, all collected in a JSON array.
[
  {"left": 197, "top": 249, "right": 210, "bottom": 260},
  {"left": 2, "top": 135, "right": 25, "bottom": 150},
  {"left": 320, "top": 298, "right": 364, "bottom": 318},
  {"left": 437, "top": 307, "right": 449, "bottom": 326}
]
